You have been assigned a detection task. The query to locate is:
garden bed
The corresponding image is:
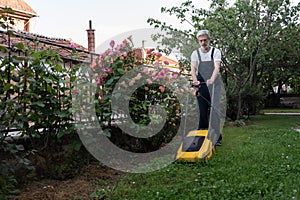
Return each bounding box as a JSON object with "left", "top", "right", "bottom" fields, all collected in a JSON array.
[{"left": 13, "top": 162, "right": 122, "bottom": 200}]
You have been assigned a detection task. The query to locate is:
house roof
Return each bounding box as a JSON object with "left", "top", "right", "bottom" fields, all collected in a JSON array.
[
  {"left": 143, "top": 48, "right": 180, "bottom": 71},
  {"left": 0, "top": 0, "right": 37, "bottom": 16},
  {"left": 0, "top": 29, "right": 95, "bottom": 63}
]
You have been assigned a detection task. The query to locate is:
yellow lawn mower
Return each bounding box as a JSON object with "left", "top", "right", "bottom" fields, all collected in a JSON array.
[{"left": 176, "top": 83, "right": 219, "bottom": 162}]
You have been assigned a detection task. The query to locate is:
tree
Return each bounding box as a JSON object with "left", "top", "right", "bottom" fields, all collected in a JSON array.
[{"left": 147, "top": 0, "right": 300, "bottom": 119}]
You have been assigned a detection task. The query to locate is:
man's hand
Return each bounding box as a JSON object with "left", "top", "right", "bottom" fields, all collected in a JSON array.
[
  {"left": 193, "top": 80, "right": 200, "bottom": 86},
  {"left": 206, "top": 79, "right": 214, "bottom": 85}
]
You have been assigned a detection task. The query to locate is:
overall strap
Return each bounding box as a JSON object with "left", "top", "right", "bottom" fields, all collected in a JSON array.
[
  {"left": 211, "top": 47, "right": 215, "bottom": 61},
  {"left": 196, "top": 49, "right": 205, "bottom": 82}
]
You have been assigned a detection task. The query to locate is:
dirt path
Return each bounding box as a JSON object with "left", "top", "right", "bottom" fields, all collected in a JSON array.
[
  {"left": 264, "top": 112, "right": 300, "bottom": 115},
  {"left": 13, "top": 162, "right": 123, "bottom": 200}
]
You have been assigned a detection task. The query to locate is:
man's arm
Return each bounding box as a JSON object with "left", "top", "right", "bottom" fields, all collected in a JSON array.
[
  {"left": 206, "top": 61, "right": 221, "bottom": 85},
  {"left": 191, "top": 61, "right": 199, "bottom": 85}
]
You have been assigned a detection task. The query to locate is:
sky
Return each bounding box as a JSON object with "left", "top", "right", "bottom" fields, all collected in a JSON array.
[
  {"left": 25, "top": 0, "right": 299, "bottom": 53},
  {"left": 25, "top": 0, "right": 212, "bottom": 52}
]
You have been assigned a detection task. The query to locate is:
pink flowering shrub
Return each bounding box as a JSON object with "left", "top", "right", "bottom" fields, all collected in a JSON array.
[{"left": 90, "top": 38, "right": 186, "bottom": 149}]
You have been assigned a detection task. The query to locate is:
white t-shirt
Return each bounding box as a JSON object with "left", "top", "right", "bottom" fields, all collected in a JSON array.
[{"left": 191, "top": 47, "right": 222, "bottom": 67}]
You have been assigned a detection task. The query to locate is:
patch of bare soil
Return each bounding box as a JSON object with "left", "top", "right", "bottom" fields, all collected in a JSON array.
[{"left": 13, "top": 162, "right": 123, "bottom": 200}]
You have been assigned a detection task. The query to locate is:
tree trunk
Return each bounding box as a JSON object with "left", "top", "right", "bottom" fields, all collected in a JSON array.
[{"left": 236, "top": 89, "right": 242, "bottom": 120}]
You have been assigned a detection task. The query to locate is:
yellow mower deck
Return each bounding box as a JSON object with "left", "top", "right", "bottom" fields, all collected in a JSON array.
[{"left": 176, "top": 129, "right": 215, "bottom": 162}]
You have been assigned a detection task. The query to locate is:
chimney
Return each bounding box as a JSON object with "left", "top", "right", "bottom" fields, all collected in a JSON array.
[{"left": 87, "top": 20, "right": 95, "bottom": 52}]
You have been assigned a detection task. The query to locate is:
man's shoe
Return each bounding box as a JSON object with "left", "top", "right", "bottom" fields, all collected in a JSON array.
[{"left": 216, "top": 141, "right": 222, "bottom": 146}]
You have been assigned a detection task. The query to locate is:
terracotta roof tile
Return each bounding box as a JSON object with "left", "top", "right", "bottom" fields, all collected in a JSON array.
[
  {"left": 0, "top": 29, "right": 94, "bottom": 63},
  {"left": 0, "top": 0, "right": 37, "bottom": 16}
]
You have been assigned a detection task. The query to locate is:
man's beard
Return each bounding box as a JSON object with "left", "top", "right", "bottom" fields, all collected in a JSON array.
[{"left": 201, "top": 45, "right": 210, "bottom": 52}]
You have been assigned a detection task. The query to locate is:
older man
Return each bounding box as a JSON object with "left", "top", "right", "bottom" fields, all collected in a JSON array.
[{"left": 190, "top": 30, "right": 222, "bottom": 146}]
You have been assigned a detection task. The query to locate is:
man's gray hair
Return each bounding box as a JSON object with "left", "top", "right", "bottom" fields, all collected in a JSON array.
[{"left": 196, "top": 30, "right": 210, "bottom": 39}]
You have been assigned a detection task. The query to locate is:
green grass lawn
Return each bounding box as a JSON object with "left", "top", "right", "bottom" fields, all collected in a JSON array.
[{"left": 91, "top": 115, "right": 300, "bottom": 200}]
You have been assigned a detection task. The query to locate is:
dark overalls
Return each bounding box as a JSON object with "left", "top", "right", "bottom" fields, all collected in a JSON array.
[{"left": 196, "top": 48, "right": 222, "bottom": 143}]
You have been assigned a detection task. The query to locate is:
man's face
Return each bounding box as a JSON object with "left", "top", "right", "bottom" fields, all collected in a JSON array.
[{"left": 198, "top": 35, "right": 210, "bottom": 49}]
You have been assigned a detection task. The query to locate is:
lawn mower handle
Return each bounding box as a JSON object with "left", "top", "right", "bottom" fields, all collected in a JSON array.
[{"left": 191, "top": 82, "right": 206, "bottom": 88}]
